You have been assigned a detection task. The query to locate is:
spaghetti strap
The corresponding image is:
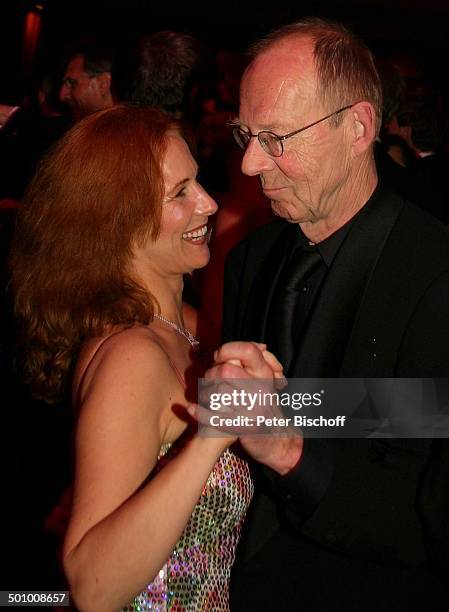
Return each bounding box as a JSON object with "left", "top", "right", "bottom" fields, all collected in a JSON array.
[
  {"left": 84, "top": 328, "right": 126, "bottom": 369},
  {"left": 75, "top": 327, "right": 187, "bottom": 406},
  {"left": 164, "top": 355, "right": 187, "bottom": 389},
  {"left": 74, "top": 328, "right": 133, "bottom": 406}
]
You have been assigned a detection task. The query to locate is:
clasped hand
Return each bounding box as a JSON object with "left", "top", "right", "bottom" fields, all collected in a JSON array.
[{"left": 189, "top": 341, "right": 303, "bottom": 475}]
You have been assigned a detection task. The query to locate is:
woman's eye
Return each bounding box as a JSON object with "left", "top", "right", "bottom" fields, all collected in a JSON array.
[{"left": 175, "top": 187, "right": 187, "bottom": 198}]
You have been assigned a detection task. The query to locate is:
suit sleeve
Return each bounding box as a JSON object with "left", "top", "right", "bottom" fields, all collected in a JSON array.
[
  {"left": 398, "top": 271, "right": 449, "bottom": 577},
  {"left": 263, "top": 439, "right": 334, "bottom": 523},
  {"left": 396, "top": 270, "right": 449, "bottom": 376},
  {"left": 266, "top": 437, "right": 435, "bottom": 565}
]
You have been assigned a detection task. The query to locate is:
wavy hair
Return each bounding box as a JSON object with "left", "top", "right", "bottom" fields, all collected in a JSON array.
[{"left": 11, "top": 105, "right": 177, "bottom": 402}]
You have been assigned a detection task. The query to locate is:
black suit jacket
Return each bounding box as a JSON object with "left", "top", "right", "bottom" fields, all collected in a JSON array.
[{"left": 224, "top": 185, "right": 449, "bottom": 611}]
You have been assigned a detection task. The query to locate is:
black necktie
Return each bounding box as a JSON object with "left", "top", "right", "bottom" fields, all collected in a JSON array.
[{"left": 266, "top": 247, "right": 322, "bottom": 371}]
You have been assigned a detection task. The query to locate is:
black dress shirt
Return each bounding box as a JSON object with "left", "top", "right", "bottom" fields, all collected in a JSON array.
[{"left": 265, "top": 213, "right": 355, "bottom": 373}]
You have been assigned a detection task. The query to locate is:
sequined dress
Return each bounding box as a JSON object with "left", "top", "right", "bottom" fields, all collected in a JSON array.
[{"left": 123, "top": 441, "right": 253, "bottom": 611}]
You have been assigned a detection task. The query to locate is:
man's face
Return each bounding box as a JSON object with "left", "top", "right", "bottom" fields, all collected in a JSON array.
[
  {"left": 59, "top": 55, "right": 107, "bottom": 121},
  {"left": 238, "top": 38, "right": 354, "bottom": 231}
]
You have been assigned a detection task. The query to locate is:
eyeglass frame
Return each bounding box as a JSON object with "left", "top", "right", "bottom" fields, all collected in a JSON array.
[{"left": 231, "top": 102, "right": 359, "bottom": 157}]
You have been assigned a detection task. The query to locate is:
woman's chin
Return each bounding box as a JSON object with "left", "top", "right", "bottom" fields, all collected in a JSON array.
[{"left": 181, "top": 247, "right": 211, "bottom": 274}]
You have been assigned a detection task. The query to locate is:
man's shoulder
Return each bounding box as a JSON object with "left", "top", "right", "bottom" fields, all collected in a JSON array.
[
  {"left": 394, "top": 196, "right": 449, "bottom": 259},
  {"left": 372, "top": 183, "right": 449, "bottom": 257}
]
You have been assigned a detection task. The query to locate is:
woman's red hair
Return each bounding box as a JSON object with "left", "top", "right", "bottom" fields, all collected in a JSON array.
[{"left": 11, "top": 105, "right": 177, "bottom": 402}]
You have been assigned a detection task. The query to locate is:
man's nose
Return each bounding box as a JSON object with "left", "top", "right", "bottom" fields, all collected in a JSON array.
[
  {"left": 59, "top": 84, "right": 70, "bottom": 103},
  {"left": 241, "top": 138, "right": 274, "bottom": 177}
]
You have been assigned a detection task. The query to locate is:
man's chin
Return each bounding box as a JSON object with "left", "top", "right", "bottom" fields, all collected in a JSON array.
[{"left": 270, "top": 201, "right": 301, "bottom": 223}]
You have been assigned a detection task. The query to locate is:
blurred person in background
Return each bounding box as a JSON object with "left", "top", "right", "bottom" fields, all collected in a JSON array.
[{"left": 59, "top": 38, "right": 116, "bottom": 123}]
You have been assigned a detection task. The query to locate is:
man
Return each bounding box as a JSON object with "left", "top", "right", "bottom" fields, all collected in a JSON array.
[
  {"left": 59, "top": 39, "right": 115, "bottom": 122},
  {"left": 204, "top": 18, "right": 449, "bottom": 610}
]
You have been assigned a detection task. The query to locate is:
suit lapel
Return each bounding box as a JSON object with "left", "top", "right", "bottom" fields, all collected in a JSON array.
[{"left": 290, "top": 187, "right": 404, "bottom": 376}]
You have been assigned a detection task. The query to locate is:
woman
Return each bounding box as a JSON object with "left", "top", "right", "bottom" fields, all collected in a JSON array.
[{"left": 11, "top": 105, "right": 254, "bottom": 611}]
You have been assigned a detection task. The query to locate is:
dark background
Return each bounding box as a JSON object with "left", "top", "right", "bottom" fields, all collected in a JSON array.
[
  {"left": 1, "top": 0, "right": 449, "bottom": 598},
  {"left": 1, "top": 0, "right": 449, "bottom": 101}
]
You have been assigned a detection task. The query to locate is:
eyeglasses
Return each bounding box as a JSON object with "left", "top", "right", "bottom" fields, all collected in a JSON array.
[{"left": 232, "top": 103, "right": 356, "bottom": 157}]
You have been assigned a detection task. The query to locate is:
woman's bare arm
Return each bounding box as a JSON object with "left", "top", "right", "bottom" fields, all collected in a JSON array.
[{"left": 63, "top": 329, "right": 231, "bottom": 611}]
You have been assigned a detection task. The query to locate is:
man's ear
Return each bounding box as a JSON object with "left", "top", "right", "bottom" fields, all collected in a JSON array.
[
  {"left": 350, "top": 101, "right": 376, "bottom": 156},
  {"left": 97, "top": 72, "right": 112, "bottom": 97}
]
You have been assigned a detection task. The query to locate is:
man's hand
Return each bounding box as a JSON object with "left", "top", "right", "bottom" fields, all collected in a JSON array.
[
  {"left": 202, "top": 341, "right": 303, "bottom": 475},
  {"left": 241, "top": 432, "right": 303, "bottom": 475}
]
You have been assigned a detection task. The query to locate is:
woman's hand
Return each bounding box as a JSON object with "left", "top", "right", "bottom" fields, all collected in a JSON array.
[{"left": 208, "top": 341, "right": 285, "bottom": 382}]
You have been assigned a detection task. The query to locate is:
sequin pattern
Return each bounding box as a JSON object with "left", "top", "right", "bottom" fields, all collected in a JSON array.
[{"left": 123, "top": 445, "right": 253, "bottom": 611}]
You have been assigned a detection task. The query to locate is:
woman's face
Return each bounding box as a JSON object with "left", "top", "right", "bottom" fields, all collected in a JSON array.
[{"left": 143, "top": 133, "right": 217, "bottom": 276}]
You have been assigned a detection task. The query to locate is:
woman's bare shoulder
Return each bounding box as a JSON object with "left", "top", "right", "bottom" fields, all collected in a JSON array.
[{"left": 74, "top": 325, "right": 179, "bottom": 408}]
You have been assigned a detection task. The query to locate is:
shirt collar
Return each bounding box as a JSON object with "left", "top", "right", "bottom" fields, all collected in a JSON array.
[{"left": 291, "top": 181, "right": 382, "bottom": 267}]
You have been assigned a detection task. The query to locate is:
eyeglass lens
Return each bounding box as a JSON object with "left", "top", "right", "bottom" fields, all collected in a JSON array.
[
  {"left": 259, "top": 132, "right": 281, "bottom": 156},
  {"left": 233, "top": 127, "right": 282, "bottom": 157}
]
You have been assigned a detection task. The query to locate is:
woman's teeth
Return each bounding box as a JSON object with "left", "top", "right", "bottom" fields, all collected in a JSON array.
[{"left": 182, "top": 225, "right": 208, "bottom": 241}]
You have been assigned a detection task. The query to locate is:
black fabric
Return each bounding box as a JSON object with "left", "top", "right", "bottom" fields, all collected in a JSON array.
[
  {"left": 290, "top": 184, "right": 402, "bottom": 377},
  {"left": 375, "top": 142, "right": 449, "bottom": 225},
  {"left": 263, "top": 212, "right": 359, "bottom": 373},
  {"left": 222, "top": 183, "right": 449, "bottom": 610},
  {"left": 231, "top": 530, "right": 449, "bottom": 612},
  {"left": 263, "top": 438, "right": 334, "bottom": 524},
  {"left": 0, "top": 107, "right": 70, "bottom": 199},
  {"left": 265, "top": 245, "right": 322, "bottom": 371}
]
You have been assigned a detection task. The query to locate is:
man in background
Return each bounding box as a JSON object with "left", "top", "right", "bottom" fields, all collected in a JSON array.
[{"left": 60, "top": 38, "right": 115, "bottom": 122}]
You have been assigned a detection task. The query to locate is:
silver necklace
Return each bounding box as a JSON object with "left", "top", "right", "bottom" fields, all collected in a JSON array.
[{"left": 153, "top": 313, "right": 200, "bottom": 349}]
